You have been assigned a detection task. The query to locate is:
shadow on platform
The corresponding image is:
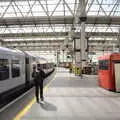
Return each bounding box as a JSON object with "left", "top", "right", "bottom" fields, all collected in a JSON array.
[{"left": 40, "top": 101, "right": 57, "bottom": 111}]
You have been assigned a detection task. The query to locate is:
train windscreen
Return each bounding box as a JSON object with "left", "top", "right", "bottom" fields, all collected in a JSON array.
[{"left": 99, "top": 60, "right": 108, "bottom": 70}]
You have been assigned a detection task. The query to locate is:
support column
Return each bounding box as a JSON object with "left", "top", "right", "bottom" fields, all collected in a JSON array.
[
  {"left": 62, "top": 49, "right": 64, "bottom": 63},
  {"left": 114, "top": 29, "right": 120, "bottom": 52},
  {"left": 74, "top": 39, "right": 81, "bottom": 65},
  {"left": 80, "top": 21, "right": 87, "bottom": 67},
  {"left": 79, "top": 0, "right": 87, "bottom": 77},
  {"left": 72, "top": 38, "right": 81, "bottom": 76}
]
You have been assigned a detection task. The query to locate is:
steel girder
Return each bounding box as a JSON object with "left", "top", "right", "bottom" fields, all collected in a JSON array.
[
  {"left": 0, "top": 16, "right": 119, "bottom": 26},
  {"left": 5, "top": 39, "right": 64, "bottom": 43},
  {"left": 0, "top": 32, "right": 119, "bottom": 38}
]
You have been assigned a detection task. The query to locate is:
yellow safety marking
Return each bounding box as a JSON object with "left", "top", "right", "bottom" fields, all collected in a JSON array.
[
  {"left": 13, "top": 98, "right": 36, "bottom": 120},
  {"left": 13, "top": 74, "right": 56, "bottom": 120}
]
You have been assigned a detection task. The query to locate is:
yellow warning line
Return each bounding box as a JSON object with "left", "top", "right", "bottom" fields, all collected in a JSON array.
[
  {"left": 13, "top": 75, "right": 56, "bottom": 120},
  {"left": 13, "top": 98, "right": 36, "bottom": 120}
]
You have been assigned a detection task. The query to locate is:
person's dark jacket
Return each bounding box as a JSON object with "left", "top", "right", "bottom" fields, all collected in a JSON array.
[
  {"left": 32, "top": 69, "right": 37, "bottom": 84},
  {"left": 32, "top": 69, "right": 45, "bottom": 85}
]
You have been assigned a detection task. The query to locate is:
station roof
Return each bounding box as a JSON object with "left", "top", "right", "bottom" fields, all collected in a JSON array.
[{"left": 0, "top": 0, "right": 119, "bottom": 52}]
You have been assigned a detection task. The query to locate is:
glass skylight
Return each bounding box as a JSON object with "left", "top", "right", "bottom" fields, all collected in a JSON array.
[{"left": 0, "top": 0, "right": 119, "bottom": 45}]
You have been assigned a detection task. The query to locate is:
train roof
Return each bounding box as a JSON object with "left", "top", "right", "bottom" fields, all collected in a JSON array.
[
  {"left": 0, "top": 47, "right": 25, "bottom": 56},
  {"left": 24, "top": 51, "right": 36, "bottom": 57},
  {"left": 98, "top": 52, "right": 120, "bottom": 60}
]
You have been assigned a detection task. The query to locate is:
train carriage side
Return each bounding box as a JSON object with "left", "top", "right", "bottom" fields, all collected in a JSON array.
[{"left": 0, "top": 47, "right": 26, "bottom": 101}]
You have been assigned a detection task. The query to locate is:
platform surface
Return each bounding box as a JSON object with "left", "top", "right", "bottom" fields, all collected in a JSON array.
[{"left": 19, "top": 67, "right": 120, "bottom": 120}]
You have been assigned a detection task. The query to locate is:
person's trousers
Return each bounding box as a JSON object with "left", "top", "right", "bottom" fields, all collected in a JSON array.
[{"left": 35, "top": 83, "right": 43, "bottom": 101}]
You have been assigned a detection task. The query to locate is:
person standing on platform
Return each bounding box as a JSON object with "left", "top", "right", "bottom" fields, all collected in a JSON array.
[{"left": 32, "top": 64, "right": 45, "bottom": 103}]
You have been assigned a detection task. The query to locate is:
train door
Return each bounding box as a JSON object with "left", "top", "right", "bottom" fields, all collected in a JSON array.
[
  {"left": 114, "top": 63, "right": 120, "bottom": 92},
  {"left": 29, "top": 56, "right": 36, "bottom": 82},
  {"left": 110, "top": 60, "right": 117, "bottom": 91},
  {"left": 111, "top": 60, "right": 120, "bottom": 91}
]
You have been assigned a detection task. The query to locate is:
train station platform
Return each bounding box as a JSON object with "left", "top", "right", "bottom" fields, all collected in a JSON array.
[{"left": 1, "top": 67, "right": 120, "bottom": 120}]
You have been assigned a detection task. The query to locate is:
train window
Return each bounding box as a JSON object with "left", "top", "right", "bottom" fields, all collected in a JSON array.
[
  {"left": 12, "top": 60, "right": 20, "bottom": 78},
  {"left": 99, "top": 60, "right": 108, "bottom": 70},
  {"left": 0, "top": 59, "right": 9, "bottom": 81},
  {"left": 112, "top": 60, "right": 120, "bottom": 63}
]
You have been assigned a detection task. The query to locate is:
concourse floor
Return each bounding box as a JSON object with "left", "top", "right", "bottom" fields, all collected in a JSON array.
[{"left": 20, "top": 67, "right": 120, "bottom": 120}]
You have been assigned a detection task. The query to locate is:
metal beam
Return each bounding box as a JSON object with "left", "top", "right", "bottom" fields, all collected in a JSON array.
[
  {"left": 0, "top": 32, "right": 67, "bottom": 38},
  {"left": 0, "top": 16, "right": 119, "bottom": 26},
  {"left": 89, "top": 43, "right": 117, "bottom": 46},
  {"left": 5, "top": 45, "right": 116, "bottom": 52},
  {"left": 4, "top": 39, "right": 64, "bottom": 43},
  {"left": 5, "top": 40, "right": 118, "bottom": 48},
  {"left": 0, "top": 32, "right": 119, "bottom": 38},
  {"left": 5, "top": 40, "right": 118, "bottom": 45},
  {"left": 4, "top": 42, "right": 117, "bottom": 52},
  {"left": 6, "top": 44, "right": 60, "bottom": 47},
  {"left": 6, "top": 46, "right": 59, "bottom": 51},
  {"left": 89, "top": 46, "right": 114, "bottom": 51},
  {"left": 89, "top": 40, "right": 118, "bottom": 44}
]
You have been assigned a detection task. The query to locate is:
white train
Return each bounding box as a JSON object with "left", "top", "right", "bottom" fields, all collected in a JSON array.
[{"left": 0, "top": 47, "right": 54, "bottom": 104}]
